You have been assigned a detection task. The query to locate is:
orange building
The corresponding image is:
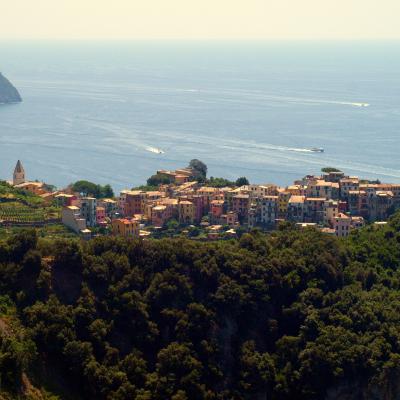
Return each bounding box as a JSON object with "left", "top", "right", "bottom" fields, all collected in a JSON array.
[
  {"left": 14, "top": 181, "right": 46, "bottom": 195},
  {"left": 125, "top": 191, "right": 145, "bottom": 217}
]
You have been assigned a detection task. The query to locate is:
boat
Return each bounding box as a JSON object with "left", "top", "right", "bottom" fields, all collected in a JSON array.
[
  {"left": 310, "top": 147, "right": 324, "bottom": 153},
  {"left": 146, "top": 146, "right": 165, "bottom": 154}
]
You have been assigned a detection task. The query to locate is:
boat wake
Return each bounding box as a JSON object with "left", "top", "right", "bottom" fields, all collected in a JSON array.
[
  {"left": 145, "top": 146, "right": 165, "bottom": 154},
  {"left": 208, "top": 89, "right": 371, "bottom": 108}
]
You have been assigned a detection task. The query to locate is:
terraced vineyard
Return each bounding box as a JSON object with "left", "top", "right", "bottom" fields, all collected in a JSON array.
[{"left": 0, "top": 202, "right": 60, "bottom": 224}]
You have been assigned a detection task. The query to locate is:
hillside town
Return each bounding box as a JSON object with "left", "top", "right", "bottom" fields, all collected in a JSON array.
[{"left": 1, "top": 160, "right": 398, "bottom": 240}]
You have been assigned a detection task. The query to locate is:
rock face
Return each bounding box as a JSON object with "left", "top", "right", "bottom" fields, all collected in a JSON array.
[
  {"left": 325, "top": 377, "right": 400, "bottom": 400},
  {"left": 0, "top": 72, "right": 22, "bottom": 103}
]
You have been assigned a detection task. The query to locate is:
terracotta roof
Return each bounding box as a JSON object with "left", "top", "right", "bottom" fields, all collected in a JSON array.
[
  {"left": 66, "top": 206, "right": 80, "bottom": 210},
  {"left": 179, "top": 200, "right": 194, "bottom": 205},
  {"left": 289, "top": 195, "right": 305, "bottom": 203},
  {"left": 336, "top": 213, "right": 350, "bottom": 219},
  {"left": 305, "top": 197, "right": 326, "bottom": 201}
]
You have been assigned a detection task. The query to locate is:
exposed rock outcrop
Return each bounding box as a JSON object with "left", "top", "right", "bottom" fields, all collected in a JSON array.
[{"left": 0, "top": 72, "right": 22, "bottom": 103}]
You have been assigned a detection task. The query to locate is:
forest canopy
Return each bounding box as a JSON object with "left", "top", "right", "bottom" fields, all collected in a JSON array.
[
  {"left": 70, "top": 180, "right": 114, "bottom": 198},
  {"left": 2, "top": 213, "right": 400, "bottom": 399}
]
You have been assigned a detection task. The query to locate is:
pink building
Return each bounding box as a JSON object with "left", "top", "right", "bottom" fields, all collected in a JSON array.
[
  {"left": 232, "top": 194, "right": 250, "bottom": 220},
  {"left": 189, "top": 195, "right": 205, "bottom": 222},
  {"left": 210, "top": 200, "right": 225, "bottom": 219},
  {"left": 333, "top": 213, "right": 352, "bottom": 237},
  {"left": 220, "top": 211, "right": 238, "bottom": 226},
  {"left": 151, "top": 204, "right": 177, "bottom": 227}
]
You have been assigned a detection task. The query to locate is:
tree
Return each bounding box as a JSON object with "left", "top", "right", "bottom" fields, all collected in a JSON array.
[
  {"left": 238, "top": 341, "right": 275, "bottom": 396},
  {"left": 188, "top": 226, "right": 200, "bottom": 237},
  {"left": 151, "top": 343, "right": 204, "bottom": 399},
  {"left": 189, "top": 159, "right": 207, "bottom": 180},
  {"left": 102, "top": 184, "right": 114, "bottom": 198},
  {"left": 166, "top": 219, "right": 179, "bottom": 231},
  {"left": 42, "top": 183, "right": 57, "bottom": 192},
  {"left": 147, "top": 174, "right": 174, "bottom": 186},
  {"left": 206, "top": 177, "right": 235, "bottom": 188},
  {"left": 321, "top": 167, "right": 342, "bottom": 173},
  {"left": 236, "top": 177, "right": 249, "bottom": 186},
  {"left": 4, "top": 212, "right": 400, "bottom": 399},
  {"left": 71, "top": 180, "right": 114, "bottom": 198}
]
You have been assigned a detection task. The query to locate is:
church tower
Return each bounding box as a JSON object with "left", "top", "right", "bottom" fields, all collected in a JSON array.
[{"left": 13, "top": 160, "right": 25, "bottom": 185}]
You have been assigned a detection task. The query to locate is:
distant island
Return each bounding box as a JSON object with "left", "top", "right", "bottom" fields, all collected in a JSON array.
[{"left": 0, "top": 72, "right": 22, "bottom": 103}]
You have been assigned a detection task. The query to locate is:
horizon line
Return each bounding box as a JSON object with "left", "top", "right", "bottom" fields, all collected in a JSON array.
[{"left": 1, "top": 37, "right": 400, "bottom": 42}]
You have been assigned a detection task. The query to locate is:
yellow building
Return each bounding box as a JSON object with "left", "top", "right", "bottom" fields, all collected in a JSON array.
[
  {"left": 111, "top": 218, "right": 140, "bottom": 238},
  {"left": 277, "top": 189, "right": 291, "bottom": 218},
  {"left": 178, "top": 200, "right": 195, "bottom": 224}
]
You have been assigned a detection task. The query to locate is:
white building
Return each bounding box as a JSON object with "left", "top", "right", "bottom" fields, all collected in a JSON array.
[{"left": 62, "top": 206, "right": 87, "bottom": 233}]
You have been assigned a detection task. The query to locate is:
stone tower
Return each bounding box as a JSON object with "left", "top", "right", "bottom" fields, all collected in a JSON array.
[{"left": 13, "top": 160, "right": 25, "bottom": 185}]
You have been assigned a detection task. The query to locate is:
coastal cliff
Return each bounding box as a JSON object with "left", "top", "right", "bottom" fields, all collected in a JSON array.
[{"left": 0, "top": 72, "right": 22, "bottom": 103}]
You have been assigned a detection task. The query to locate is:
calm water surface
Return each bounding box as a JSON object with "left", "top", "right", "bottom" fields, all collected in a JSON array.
[{"left": 0, "top": 41, "right": 399, "bottom": 191}]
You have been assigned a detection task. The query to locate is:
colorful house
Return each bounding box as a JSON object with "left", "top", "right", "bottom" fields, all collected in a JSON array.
[
  {"left": 80, "top": 197, "right": 97, "bottom": 227},
  {"left": 14, "top": 181, "right": 46, "bottom": 195},
  {"left": 232, "top": 194, "right": 250, "bottom": 221},
  {"left": 96, "top": 206, "right": 106, "bottom": 225},
  {"left": 287, "top": 196, "right": 306, "bottom": 222},
  {"left": 62, "top": 206, "right": 88, "bottom": 234},
  {"left": 98, "top": 198, "right": 118, "bottom": 218},
  {"left": 260, "top": 195, "right": 279, "bottom": 226},
  {"left": 55, "top": 193, "right": 77, "bottom": 207},
  {"left": 112, "top": 218, "right": 140, "bottom": 238},
  {"left": 210, "top": 199, "right": 225, "bottom": 221},
  {"left": 333, "top": 213, "right": 352, "bottom": 237},
  {"left": 178, "top": 200, "right": 195, "bottom": 224}
]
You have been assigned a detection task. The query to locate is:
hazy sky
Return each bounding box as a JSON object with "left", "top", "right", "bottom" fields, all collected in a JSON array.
[{"left": 1, "top": 0, "right": 400, "bottom": 40}]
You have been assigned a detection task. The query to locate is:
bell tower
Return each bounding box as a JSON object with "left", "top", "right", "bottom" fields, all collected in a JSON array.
[{"left": 13, "top": 160, "right": 25, "bottom": 185}]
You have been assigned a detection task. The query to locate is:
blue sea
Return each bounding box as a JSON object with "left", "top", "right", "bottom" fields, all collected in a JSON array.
[{"left": 1, "top": 40, "right": 400, "bottom": 192}]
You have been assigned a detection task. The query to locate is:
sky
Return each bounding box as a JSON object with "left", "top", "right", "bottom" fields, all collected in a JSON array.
[{"left": 1, "top": 0, "right": 400, "bottom": 40}]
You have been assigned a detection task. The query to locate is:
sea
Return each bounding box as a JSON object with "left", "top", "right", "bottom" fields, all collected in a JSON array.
[{"left": 1, "top": 40, "right": 400, "bottom": 192}]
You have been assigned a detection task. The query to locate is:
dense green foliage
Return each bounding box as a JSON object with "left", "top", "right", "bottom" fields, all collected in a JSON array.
[
  {"left": 205, "top": 177, "right": 235, "bottom": 188},
  {"left": 70, "top": 181, "right": 114, "bottom": 198},
  {"left": 146, "top": 174, "right": 175, "bottom": 186},
  {"left": 131, "top": 185, "right": 160, "bottom": 192},
  {"left": 189, "top": 159, "right": 208, "bottom": 180},
  {"left": 204, "top": 176, "right": 249, "bottom": 188},
  {"left": 321, "top": 167, "right": 342, "bottom": 173},
  {"left": 235, "top": 177, "right": 249, "bottom": 186},
  {"left": 2, "top": 215, "right": 400, "bottom": 398}
]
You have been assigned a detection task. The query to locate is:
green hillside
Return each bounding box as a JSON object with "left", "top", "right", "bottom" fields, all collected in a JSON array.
[
  {"left": 0, "top": 181, "right": 71, "bottom": 240},
  {"left": 2, "top": 214, "right": 400, "bottom": 399}
]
